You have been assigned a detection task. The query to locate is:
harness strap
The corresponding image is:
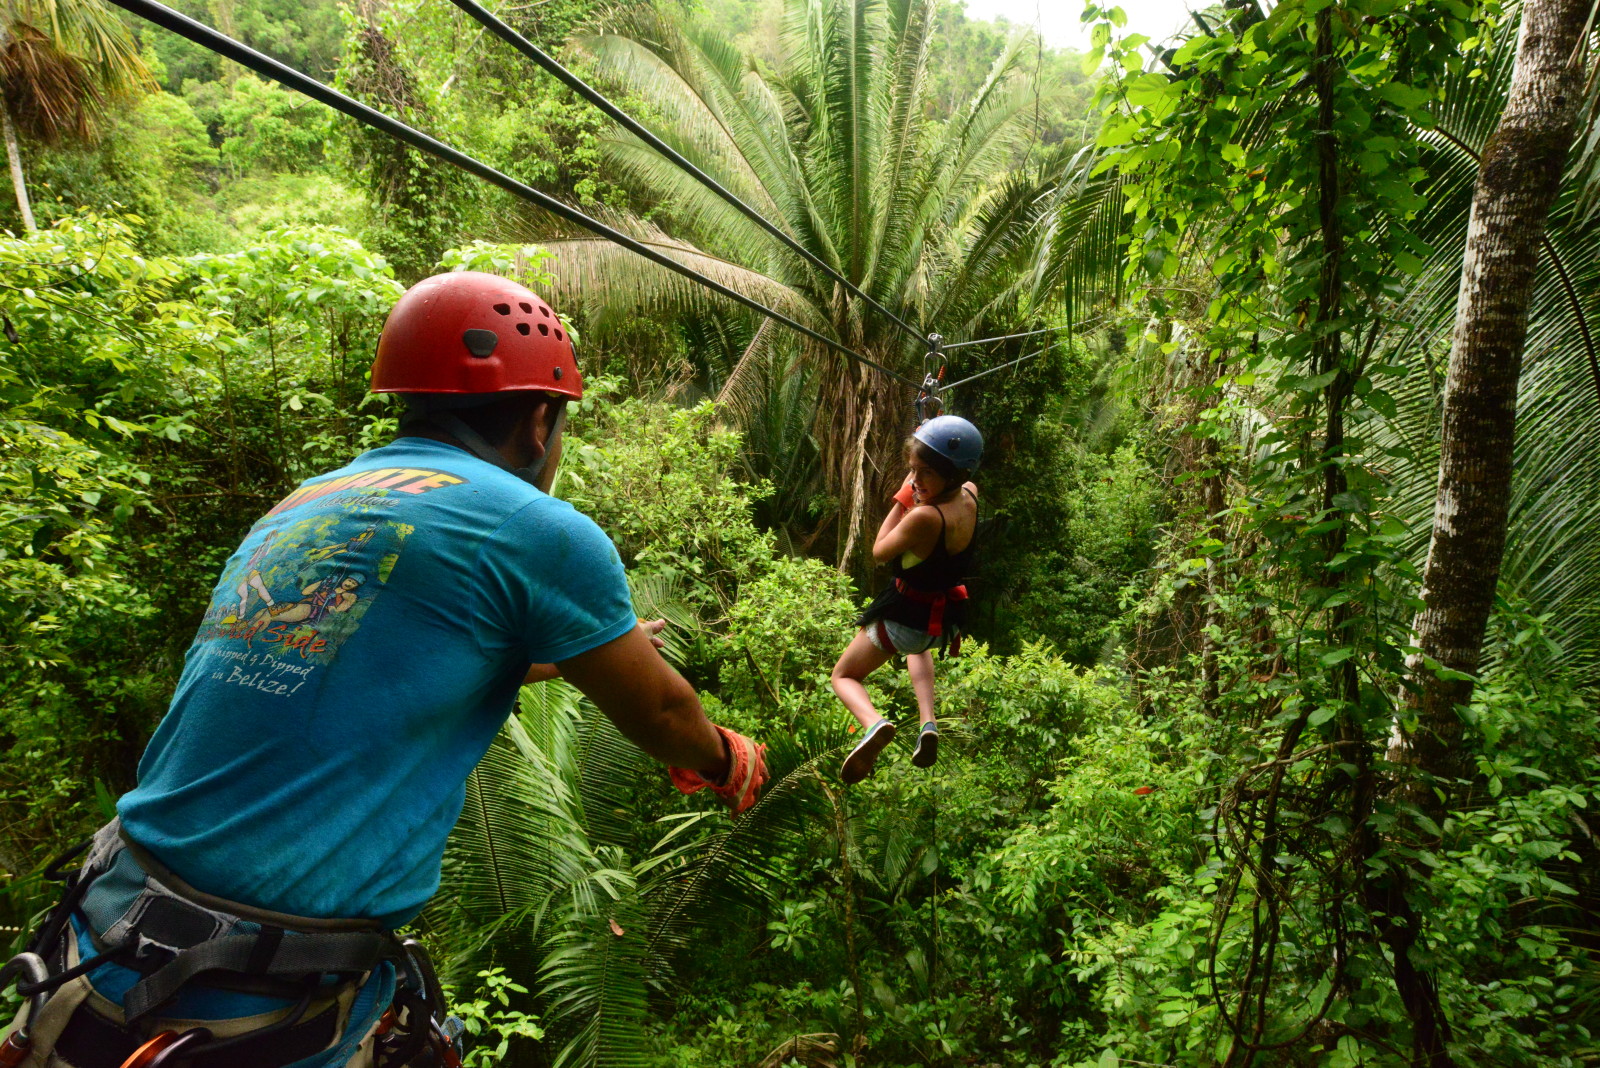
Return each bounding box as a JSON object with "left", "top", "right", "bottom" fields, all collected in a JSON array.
[
  {"left": 54, "top": 997, "right": 341, "bottom": 1068},
  {"left": 123, "top": 930, "right": 403, "bottom": 1023},
  {"left": 892, "top": 580, "right": 968, "bottom": 637},
  {"left": 874, "top": 619, "right": 894, "bottom": 652}
]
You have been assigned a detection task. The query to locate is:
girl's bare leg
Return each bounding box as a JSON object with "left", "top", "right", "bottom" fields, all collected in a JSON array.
[
  {"left": 831, "top": 629, "right": 895, "bottom": 730},
  {"left": 906, "top": 650, "right": 937, "bottom": 726}
]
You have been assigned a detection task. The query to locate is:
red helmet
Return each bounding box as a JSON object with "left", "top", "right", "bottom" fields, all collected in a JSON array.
[{"left": 370, "top": 271, "right": 582, "bottom": 399}]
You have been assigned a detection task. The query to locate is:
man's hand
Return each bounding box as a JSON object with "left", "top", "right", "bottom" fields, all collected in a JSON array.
[
  {"left": 668, "top": 725, "right": 769, "bottom": 817},
  {"left": 639, "top": 618, "right": 667, "bottom": 649}
]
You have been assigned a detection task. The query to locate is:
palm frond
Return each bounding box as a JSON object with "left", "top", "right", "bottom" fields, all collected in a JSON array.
[
  {"left": 540, "top": 853, "right": 652, "bottom": 1068},
  {"left": 533, "top": 223, "right": 818, "bottom": 337},
  {"left": 1, "top": 0, "right": 153, "bottom": 143},
  {"left": 626, "top": 569, "right": 698, "bottom": 667}
]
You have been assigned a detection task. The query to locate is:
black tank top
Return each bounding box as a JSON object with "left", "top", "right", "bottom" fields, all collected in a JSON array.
[
  {"left": 891, "top": 490, "right": 976, "bottom": 592},
  {"left": 856, "top": 488, "right": 978, "bottom": 640}
]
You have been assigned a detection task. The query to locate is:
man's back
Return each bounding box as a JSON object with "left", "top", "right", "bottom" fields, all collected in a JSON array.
[{"left": 118, "top": 436, "right": 636, "bottom": 927}]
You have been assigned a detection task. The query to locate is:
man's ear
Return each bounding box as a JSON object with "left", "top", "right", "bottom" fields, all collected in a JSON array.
[{"left": 518, "top": 398, "right": 554, "bottom": 463}]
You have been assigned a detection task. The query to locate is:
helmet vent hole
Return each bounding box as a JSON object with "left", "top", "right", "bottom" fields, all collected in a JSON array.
[
  {"left": 516, "top": 323, "right": 531, "bottom": 336},
  {"left": 540, "top": 306, "right": 551, "bottom": 317},
  {"left": 519, "top": 302, "right": 533, "bottom": 313},
  {"left": 493, "top": 303, "right": 511, "bottom": 316},
  {"left": 555, "top": 329, "right": 564, "bottom": 341},
  {"left": 538, "top": 323, "right": 550, "bottom": 336}
]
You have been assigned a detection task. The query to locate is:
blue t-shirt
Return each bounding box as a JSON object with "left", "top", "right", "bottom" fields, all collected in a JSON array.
[{"left": 118, "top": 437, "right": 636, "bottom": 928}]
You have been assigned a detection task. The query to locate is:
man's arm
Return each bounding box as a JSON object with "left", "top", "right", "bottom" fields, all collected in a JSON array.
[
  {"left": 557, "top": 623, "right": 728, "bottom": 777},
  {"left": 525, "top": 619, "right": 666, "bottom": 685}
]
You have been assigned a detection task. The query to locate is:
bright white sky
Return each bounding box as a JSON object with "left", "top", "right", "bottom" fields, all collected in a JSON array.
[{"left": 958, "top": 0, "right": 1198, "bottom": 51}]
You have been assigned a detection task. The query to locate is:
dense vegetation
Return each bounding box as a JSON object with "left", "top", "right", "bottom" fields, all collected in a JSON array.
[{"left": 3, "top": 0, "right": 1598, "bottom": 1065}]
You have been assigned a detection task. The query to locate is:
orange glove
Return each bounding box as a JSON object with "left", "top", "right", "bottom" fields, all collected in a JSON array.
[
  {"left": 669, "top": 725, "right": 768, "bottom": 817},
  {"left": 894, "top": 481, "right": 916, "bottom": 509}
]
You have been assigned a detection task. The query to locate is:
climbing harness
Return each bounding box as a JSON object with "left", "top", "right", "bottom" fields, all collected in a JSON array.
[
  {"left": 858, "top": 484, "right": 979, "bottom": 660},
  {"left": 0, "top": 824, "right": 463, "bottom": 1068},
  {"left": 0, "top": 955, "right": 47, "bottom": 1066}
]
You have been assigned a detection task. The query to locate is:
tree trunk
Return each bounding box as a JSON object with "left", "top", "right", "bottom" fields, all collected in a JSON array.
[
  {"left": 1402, "top": 0, "right": 1589, "bottom": 784},
  {"left": 2, "top": 99, "right": 36, "bottom": 233}
]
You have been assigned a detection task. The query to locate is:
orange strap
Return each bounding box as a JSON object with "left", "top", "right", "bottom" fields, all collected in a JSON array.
[{"left": 668, "top": 724, "right": 769, "bottom": 817}]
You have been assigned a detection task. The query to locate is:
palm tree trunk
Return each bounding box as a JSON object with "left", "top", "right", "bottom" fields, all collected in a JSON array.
[
  {"left": 1402, "top": 0, "right": 1589, "bottom": 784},
  {"left": 2, "top": 99, "right": 36, "bottom": 233}
]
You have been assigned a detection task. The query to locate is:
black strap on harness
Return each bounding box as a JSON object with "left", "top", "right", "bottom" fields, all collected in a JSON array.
[{"left": 122, "top": 928, "right": 406, "bottom": 1023}]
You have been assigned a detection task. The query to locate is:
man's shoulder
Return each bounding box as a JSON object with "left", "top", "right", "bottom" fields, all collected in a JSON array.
[{"left": 492, "top": 493, "right": 616, "bottom": 556}]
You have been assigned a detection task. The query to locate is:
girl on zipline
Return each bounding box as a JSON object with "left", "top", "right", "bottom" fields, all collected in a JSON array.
[{"left": 833, "top": 415, "right": 982, "bottom": 784}]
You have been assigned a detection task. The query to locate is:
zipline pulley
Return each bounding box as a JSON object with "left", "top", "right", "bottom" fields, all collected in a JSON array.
[{"left": 917, "top": 334, "right": 946, "bottom": 423}]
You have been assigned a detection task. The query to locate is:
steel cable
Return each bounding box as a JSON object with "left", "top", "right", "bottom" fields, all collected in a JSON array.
[
  {"left": 108, "top": 0, "right": 923, "bottom": 390},
  {"left": 942, "top": 325, "right": 1060, "bottom": 351},
  {"left": 942, "top": 347, "right": 1047, "bottom": 391},
  {"left": 443, "top": 0, "right": 930, "bottom": 349}
]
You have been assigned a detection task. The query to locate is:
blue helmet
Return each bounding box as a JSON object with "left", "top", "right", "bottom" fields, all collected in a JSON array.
[{"left": 913, "top": 415, "right": 983, "bottom": 472}]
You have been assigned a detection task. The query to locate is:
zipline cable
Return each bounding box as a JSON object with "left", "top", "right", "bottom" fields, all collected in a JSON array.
[
  {"left": 442, "top": 0, "right": 930, "bottom": 350},
  {"left": 942, "top": 347, "right": 1047, "bottom": 391},
  {"left": 942, "top": 325, "right": 1059, "bottom": 351},
  {"left": 108, "top": 0, "right": 923, "bottom": 392}
]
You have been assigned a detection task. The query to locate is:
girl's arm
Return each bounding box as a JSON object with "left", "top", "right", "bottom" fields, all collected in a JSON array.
[
  {"left": 873, "top": 506, "right": 940, "bottom": 564},
  {"left": 874, "top": 472, "right": 918, "bottom": 540}
]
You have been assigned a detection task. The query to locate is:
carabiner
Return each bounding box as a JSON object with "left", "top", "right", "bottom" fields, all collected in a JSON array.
[
  {"left": 916, "top": 334, "right": 947, "bottom": 423},
  {"left": 120, "top": 1026, "right": 213, "bottom": 1068},
  {"left": 0, "top": 952, "right": 50, "bottom": 1056}
]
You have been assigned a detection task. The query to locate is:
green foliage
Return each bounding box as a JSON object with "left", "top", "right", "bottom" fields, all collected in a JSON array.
[
  {"left": 0, "top": 215, "right": 229, "bottom": 856},
  {"left": 565, "top": 0, "right": 1098, "bottom": 563},
  {"left": 0, "top": 217, "right": 408, "bottom": 875},
  {"left": 7, "top": 0, "right": 1600, "bottom": 1064},
  {"left": 332, "top": 3, "right": 480, "bottom": 281},
  {"left": 137, "top": 0, "right": 346, "bottom": 85},
  {"left": 191, "top": 74, "right": 332, "bottom": 176},
  {"left": 715, "top": 556, "right": 855, "bottom": 724},
  {"left": 19, "top": 90, "right": 227, "bottom": 251},
  {"left": 445, "top": 968, "right": 547, "bottom": 1066},
  {"left": 565, "top": 399, "right": 774, "bottom": 587}
]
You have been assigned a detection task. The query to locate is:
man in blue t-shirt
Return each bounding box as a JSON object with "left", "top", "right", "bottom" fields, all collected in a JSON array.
[{"left": 5, "top": 273, "right": 767, "bottom": 1068}]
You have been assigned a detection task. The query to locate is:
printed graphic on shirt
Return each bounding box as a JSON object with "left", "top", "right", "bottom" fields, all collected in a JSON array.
[
  {"left": 266, "top": 467, "right": 467, "bottom": 517},
  {"left": 189, "top": 467, "right": 465, "bottom": 696}
]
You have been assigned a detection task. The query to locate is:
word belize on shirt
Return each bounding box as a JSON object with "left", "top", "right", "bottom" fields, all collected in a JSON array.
[{"left": 206, "top": 648, "right": 316, "bottom": 697}]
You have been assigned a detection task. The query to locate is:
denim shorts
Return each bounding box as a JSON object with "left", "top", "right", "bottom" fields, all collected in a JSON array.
[{"left": 865, "top": 618, "right": 936, "bottom": 656}]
